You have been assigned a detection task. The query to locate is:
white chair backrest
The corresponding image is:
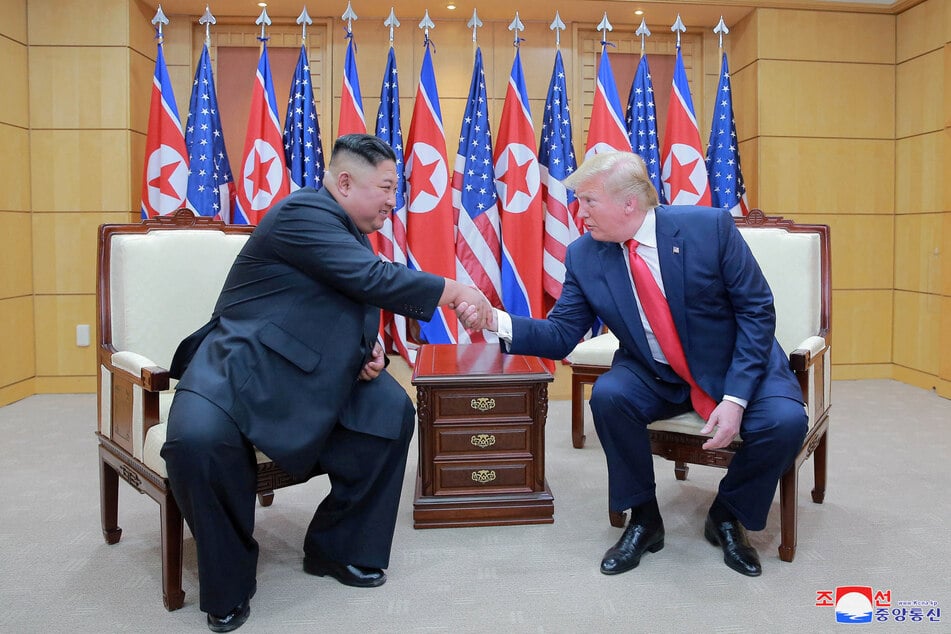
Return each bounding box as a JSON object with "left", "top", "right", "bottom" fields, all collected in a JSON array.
[
  {"left": 108, "top": 230, "right": 248, "bottom": 369},
  {"left": 739, "top": 227, "right": 822, "bottom": 355}
]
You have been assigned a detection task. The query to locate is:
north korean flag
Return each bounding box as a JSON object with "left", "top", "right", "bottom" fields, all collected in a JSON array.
[
  {"left": 661, "top": 47, "right": 711, "bottom": 206},
  {"left": 235, "top": 42, "right": 289, "bottom": 225},
  {"left": 140, "top": 41, "right": 188, "bottom": 219}
]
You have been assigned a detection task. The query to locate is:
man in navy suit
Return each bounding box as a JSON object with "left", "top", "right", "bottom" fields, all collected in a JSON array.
[
  {"left": 162, "top": 134, "right": 491, "bottom": 632},
  {"left": 459, "top": 151, "right": 807, "bottom": 578}
]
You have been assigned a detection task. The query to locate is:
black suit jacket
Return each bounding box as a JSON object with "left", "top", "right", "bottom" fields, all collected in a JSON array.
[{"left": 171, "top": 187, "right": 444, "bottom": 478}]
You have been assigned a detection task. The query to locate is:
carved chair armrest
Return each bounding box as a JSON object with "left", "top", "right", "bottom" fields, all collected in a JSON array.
[
  {"left": 788, "top": 335, "right": 831, "bottom": 425},
  {"left": 98, "top": 348, "right": 171, "bottom": 462},
  {"left": 789, "top": 335, "right": 828, "bottom": 373},
  {"left": 109, "top": 350, "right": 171, "bottom": 392}
]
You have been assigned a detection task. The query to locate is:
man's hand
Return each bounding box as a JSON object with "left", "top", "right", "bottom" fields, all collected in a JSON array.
[
  {"left": 700, "top": 400, "right": 744, "bottom": 450},
  {"left": 456, "top": 301, "right": 498, "bottom": 332},
  {"left": 450, "top": 285, "right": 492, "bottom": 331},
  {"left": 358, "top": 342, "right": 386, "bottom": 381}
]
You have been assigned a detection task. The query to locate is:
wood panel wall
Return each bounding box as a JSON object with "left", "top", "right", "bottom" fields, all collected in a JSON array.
[
  {"left": 0, "top": 0, "right": 35, "bottom": 405},
  {"left": 892, "top": 0, "right": 951, "bottom": 397},
  {"left": 3, "top": 0, "right": 949, "bottom": 406}
]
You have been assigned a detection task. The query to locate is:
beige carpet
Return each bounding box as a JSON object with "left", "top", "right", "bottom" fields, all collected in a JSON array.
[{"left": 0, "top": 379, "right": 948, "bottom": 632}]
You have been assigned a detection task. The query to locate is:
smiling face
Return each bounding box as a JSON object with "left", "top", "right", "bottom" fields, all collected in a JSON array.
[
  {"left": 334, "top": 159, "right": 398, "bottom": 234},
  {"left": 574, "top": 175, "right": 644, "bottom": 243}
]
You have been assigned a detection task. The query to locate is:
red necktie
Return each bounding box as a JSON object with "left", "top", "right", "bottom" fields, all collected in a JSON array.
[{"left": 626, "top": 239, "right": 717, "bottom": 419}]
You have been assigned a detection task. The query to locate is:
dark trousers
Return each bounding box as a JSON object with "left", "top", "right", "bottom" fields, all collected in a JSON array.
[
  {"left": 161, "top": 386, "right": 415, "bottom": 616},
  {"left": 589, "top": 365, "right": 807, "bottom": 531}
]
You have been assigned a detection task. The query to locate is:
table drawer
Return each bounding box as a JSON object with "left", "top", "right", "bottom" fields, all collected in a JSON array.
[
  {"left": 432, "top": 388, "right": 533, "bottom": 421},
  {"left": 433, "top": 459, "right": 533, "bottom": 495},
  {"left": 434, "top": 426, "right": 530, "bottom": 458}
]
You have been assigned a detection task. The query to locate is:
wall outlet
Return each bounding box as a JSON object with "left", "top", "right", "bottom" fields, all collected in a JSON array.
[{"left": 76, "top": 324, "right": 90, "bottom": 347}]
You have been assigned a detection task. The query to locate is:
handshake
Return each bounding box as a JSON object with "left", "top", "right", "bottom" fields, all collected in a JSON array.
[{"left": 443, "top": 280, "right": 497, "bottom": 333}]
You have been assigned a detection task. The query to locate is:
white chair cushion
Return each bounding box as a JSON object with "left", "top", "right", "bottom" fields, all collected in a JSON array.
[
  {"left": 566, "top": 332, "right": 619, "bottom": 366},
  {"left": 738, "top": 227, "right": 821, "bottom": 356},
  {"left": 109, "top": 230, "right": 247, "bottom": 371}
]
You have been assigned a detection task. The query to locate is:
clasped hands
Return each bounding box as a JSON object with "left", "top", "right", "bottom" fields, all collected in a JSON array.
[{"left": 450, "top": 285, "right": 496, "bottom": 333}]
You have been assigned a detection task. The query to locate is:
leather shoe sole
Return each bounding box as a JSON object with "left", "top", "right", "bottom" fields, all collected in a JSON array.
[
  {"left": 600, "top": 522, "right": 665, "bottom": 575},
  {"left": 704, "top": 514, "right": 762, "bottom": 577},
  {"left": 303, "top": 554, "right": 387, "bottom": 588}
]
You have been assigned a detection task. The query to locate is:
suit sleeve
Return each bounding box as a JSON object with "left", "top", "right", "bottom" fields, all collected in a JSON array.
[
  {"left": 508, "top": 245, "right": 599, "bottom": 360},
  {"left": 717, "top": 211, "right": 777, "bottom": 401},
  {"left": 261, "top": 193, "right": 444, "bottom": 321}
]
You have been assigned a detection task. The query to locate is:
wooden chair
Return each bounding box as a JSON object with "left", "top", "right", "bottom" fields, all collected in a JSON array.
[
  {"left": 96, "top": 210, "right": 302, "bottom": 610},
  {"left": 567, "top": 210, "right": 831, "bottom": 562}
]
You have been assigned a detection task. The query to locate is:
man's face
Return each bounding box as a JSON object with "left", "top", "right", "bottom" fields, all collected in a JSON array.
[
  {"left": 344, "top": 160, "right": 398, "bottom": 234},
  {"left": 573, "top": 176, "right": 637, "bottom": 243}
]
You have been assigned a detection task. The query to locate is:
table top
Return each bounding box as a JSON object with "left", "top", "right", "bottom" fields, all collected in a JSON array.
[{"left": 412, "top": 343, "right": 553, "bottom": 385}]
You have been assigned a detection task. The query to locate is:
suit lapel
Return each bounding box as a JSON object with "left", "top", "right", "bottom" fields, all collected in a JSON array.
[{"left": 655, "top": 210, "right": 690, "bottom": 352}]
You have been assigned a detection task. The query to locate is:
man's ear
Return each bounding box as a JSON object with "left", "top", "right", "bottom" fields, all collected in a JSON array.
[{"left": 335, "top": 170, "right": 353, "bottom": 196}]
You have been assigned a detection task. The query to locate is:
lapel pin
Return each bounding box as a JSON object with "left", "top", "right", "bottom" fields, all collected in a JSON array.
[{"left": 672, "top": 246, "right": 680, "bottom": 254}]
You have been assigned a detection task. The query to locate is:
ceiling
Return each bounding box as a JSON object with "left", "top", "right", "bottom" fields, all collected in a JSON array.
[{"left": 151, "top": 0, "right": 904, "bottom": 30}]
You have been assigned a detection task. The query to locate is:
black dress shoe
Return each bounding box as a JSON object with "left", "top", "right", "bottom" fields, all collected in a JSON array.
[
  {"left": 206, "top": 581, "right": 255, "bottom": 633},
  {"left": 600, "top": 520, "right": 665, "bottom": 575},
  {"left": 207, "top": 600, "right": 250, "bottom": 633},
  {"left": 704, "top": 513, "right": 762, "bottom": 577},
  {"left": 303, "top": 553, "right": 387, "bottom": 588}
]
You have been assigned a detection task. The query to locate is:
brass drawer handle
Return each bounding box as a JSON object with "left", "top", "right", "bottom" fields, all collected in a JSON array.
[
  {"left": 470, "top": 434, "right": 496, "bottom": 449},
  {"left": 470, "top": 397, "right": 496, "bottom": 412},
  {"left": 471, "top": 469, "right": 497, "bottom": 484}
]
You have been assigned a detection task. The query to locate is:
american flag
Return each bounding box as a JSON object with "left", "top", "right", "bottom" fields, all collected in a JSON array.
[
  {"left": 184, "top": 44, "right": 235, "bottom": 221},
  {"left": 141, "top": 40, "right": 188, "bottom": 219},
  {"left": 625, "top": 54, "right": 665, "bottom": 204},
  {"left": 283, "top": 45, "right": 324, "bottom": 192},
  {"left": 585, "top": 43, "right": 631, "bottom": 158},
  {"left": 235, "top": 42, "right": 289, "bottom": 225},
  {"left": 374, "top": 45, "right": 415, "bottom": 364},
  {"left": 453, "top": 47, "right": 502, "bottom": 344},
  {"left": 405, "top": 40, "right": 456, "bottom": 344},
  {"left": 496, "top": 49, "right": 544, "bottom": 322},
  {"left": 706, "top": 52, "right": 749, "bottom": 217},
  {"left": 539, "top": 49, "right": 580, "bottom": 313},
  {"left": 661, "top": 46, "right": 711, "bottom": 206}
]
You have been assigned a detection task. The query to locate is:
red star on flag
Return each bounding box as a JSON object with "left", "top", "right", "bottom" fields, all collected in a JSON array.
[
  {"left": 250, "top": 151, "right": 275, "bottom": 199},
  {"left": 668, "top": 153, "right": 700, "bottom": 197},
  {"left": 149, "top": 160, "right": 183, "bottom": 200},
  {"left": 408, "top": 154, "right": 439, "bottom": 206},
  {"left": 498, "top": 148, "right": 531, "bottom": 207}
]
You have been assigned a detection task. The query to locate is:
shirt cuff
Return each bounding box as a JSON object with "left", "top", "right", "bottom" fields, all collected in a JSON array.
[
  {"left": 495, "top": 309, "right": 513, "bottom": 349},
  {"left": 722, "top": 394, "right": 748, "bottom": 409}
]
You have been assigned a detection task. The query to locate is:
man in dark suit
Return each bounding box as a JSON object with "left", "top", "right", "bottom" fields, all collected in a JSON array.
[
  {"left": 459, "top": 151, "right": 807, "bottom": 578},
  {"left": 162, "top": 134, "right": 491, "bottom": 632}
]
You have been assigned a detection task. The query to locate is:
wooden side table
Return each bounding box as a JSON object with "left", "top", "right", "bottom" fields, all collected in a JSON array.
[{"left": 411, "top": 343, "right": 554, "bottom": 528}]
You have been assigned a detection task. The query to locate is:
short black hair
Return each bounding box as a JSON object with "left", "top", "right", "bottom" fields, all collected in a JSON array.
[{"left": 331, "top": 133, "right": 396, "bottom": 167}]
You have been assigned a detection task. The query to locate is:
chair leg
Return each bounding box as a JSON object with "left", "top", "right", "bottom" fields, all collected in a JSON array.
[
  {"left": 609, "top": 510, "right": 626, "bottom": 528},
  {"left": 811, "top": 432, "right": 827, "bottom": 504},
  {"left": 99, "top": 452, "right": 122, "bottom": 545},
  {"left": 571, "top": 377, "right": 587, "bottom": 449},
  {"left": 159, "top": 492, "right": 186, "bottom": 611},
  {"left": 258, "top": 491, "right": 275, "bottom": 507},
  {"left": 674, "top": 461, "right": 689, "bottom": 481},
  {"left": 777, "top": 467, "right": 798, "bottom": 563}
]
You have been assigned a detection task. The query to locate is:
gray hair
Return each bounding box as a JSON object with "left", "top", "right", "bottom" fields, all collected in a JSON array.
[{"left": 563, "top": 151, "right": 659, "bottom": 209}]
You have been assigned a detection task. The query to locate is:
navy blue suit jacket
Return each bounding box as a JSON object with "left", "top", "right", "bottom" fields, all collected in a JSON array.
[
  {"left": 170, "top": 187, "right": 444, "bottom": 478},
  {"left": 508, "top": 205, "right": 801, "bottom": 406}
]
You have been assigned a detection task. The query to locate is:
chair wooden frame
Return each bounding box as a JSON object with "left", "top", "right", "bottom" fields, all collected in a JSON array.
[
  {"left": 569, "top": 212, "right": 831, "bottom": 563},
  {"left": 96, "top": 210, "right": 302, "bottom": 610}
]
